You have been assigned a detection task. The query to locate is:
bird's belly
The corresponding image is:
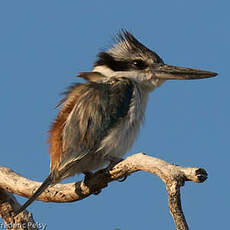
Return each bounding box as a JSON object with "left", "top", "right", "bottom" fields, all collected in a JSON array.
[
  {"left": 63, "top": 118, "right": 142, "bottom": 177},
  {"left": 103, "top": 120, "right": 141, "bottom": 158},
  {"left": 97, "top": 86, "right": 147, "bottom": 162}
]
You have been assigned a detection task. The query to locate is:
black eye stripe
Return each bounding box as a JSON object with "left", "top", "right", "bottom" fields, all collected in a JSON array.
[
  {"left": 94, "top": 52, "right": 129, "bottom": 71},
  {"left": 94, "top": 52, "right": 148, "bottom": 71}
]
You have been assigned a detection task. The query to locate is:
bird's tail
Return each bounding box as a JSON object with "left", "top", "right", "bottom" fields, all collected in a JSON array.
[{"left": 14, "top": 172, "right": 54, "bottom": 216}]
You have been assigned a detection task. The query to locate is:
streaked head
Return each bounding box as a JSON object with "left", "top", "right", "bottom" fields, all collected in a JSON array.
[{"left": 93, "top": 30, "right": 217, "bottom": 90}]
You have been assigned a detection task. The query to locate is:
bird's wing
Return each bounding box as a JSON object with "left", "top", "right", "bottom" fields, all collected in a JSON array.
[{"left": 57, "top": 76, "right": 134, "bottom": 172}]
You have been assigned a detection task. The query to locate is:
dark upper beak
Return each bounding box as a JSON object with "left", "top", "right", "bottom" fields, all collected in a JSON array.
[{"left": 153, "top": 64, "right": 217, "bottom": 80}]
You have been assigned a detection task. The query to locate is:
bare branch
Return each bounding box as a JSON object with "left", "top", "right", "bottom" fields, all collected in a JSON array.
[
  {"left": 0, "top": 188, "right": 38, "bottom": 230},
  {"left": 0, "top": 153, "right": 207, "bottom": 230}
]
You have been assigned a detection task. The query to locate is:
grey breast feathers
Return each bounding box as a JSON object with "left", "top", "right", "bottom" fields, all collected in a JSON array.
[{"left": 57, "top": 74, "right": 134, "bottom": 170}]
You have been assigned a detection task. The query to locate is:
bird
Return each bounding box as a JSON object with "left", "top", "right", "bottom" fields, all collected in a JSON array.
[{"left": 14, "top": 30, "right": 217, "bottom": 216}]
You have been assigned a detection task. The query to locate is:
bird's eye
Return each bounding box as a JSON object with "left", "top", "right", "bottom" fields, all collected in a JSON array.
[{"left": 132, "top": 60, "right": 146, "bottom": 69}]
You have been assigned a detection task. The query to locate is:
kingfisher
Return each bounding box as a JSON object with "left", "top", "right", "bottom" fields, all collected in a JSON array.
[{"left": 15, "top": 30, "right": 217, "bottom": 215}]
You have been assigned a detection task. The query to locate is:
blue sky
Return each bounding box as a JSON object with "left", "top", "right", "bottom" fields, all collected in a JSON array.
[{"left": 0, "top": 1, "right": 228, "bottom": 229}]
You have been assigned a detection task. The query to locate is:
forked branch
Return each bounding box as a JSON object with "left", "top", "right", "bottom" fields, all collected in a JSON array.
[{"left": 0, "top": 153, "right": 207, "bottom": 230}]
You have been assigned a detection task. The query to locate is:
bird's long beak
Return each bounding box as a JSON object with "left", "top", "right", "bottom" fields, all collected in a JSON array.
[{"left": 154, "top": 64, "right": 217, "bottom": 80}]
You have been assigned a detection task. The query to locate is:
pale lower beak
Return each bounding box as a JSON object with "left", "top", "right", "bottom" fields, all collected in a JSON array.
[{"left": 154, "top": 64, "right": 217, "bottom": 80}]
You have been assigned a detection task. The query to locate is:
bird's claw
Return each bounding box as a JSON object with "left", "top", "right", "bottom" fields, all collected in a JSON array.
[
  {"left": 106, "top": 156, "right": 124, "bottom": 170},
  {"left": 118, "top": 175, "right": 128, "bottom": 182}
]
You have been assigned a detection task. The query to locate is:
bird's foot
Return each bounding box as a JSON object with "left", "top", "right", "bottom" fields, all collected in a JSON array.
[
  {"left": 117, "top": 175, "right": 128, "bottom": 182},
  {"left": 83, "top": 172, "right": 102, "bottom": 195},
  {"left": 105, "top": 156, "right": 127, "bottom": 182},
  {"left": 83, "top": 171, "right": 94, "bottom": 182},
  {"left": 106, "top": 156, "right": 124, "bottom": 170}
]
